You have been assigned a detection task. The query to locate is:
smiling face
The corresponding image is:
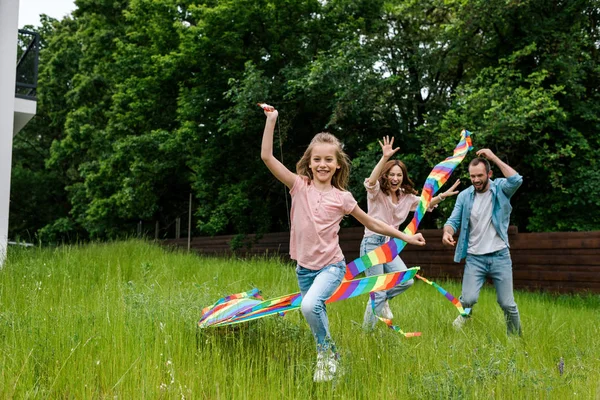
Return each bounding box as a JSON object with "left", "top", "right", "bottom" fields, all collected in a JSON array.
[
  {"left": 309, "top": 143, "right": 340, "bottom": 185},
  {"left": 385, "top": 165, "right": 404, "bottom": 192},
  {"left": 296, "top": 133, "right": 350, "bottom": 190},
  {"left": 379, "top": 160, "right": 417, "bottom": 196},
  {"left": 469, "top": 163, "right": 492, "bottom": 193}
]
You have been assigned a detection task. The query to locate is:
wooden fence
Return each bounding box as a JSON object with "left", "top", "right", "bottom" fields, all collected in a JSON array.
[{"left": 163, "top": 227, "right": 600, "bottom": 294}]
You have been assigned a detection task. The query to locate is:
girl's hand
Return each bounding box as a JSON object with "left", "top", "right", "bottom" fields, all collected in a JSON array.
[
  {"left": 258, "top": 103, "right": 278, "bottom": 120},
  {"left": 265, "top": 108, "right": 278, "bottom": 120},
  {"left": 441, "top": 179, "right": 461, "bottom": 199},
  {"left": 406, "top": 232, "right": 426, "bottom": 246},
  {"left": 258, "top": 102, "right": 274, "bottom": 112},
  {"left": 378, "top": 136, "right": 400, "bottom": 159}
]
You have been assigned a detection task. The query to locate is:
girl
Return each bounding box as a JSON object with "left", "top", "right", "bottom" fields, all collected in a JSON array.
[
  {"left": 361, "top": 136, "right": 459, "bottom": 329},
  {"left": 261, "top": 108, "right": 426, "bottom": 382}
]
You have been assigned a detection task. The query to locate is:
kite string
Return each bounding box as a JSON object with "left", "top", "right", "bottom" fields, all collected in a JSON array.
[{"left": 277, "top": 118, "right": 291, "bottom": 229}]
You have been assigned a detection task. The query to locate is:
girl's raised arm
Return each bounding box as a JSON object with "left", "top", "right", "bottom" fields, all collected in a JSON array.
[{"left": 260, "top": 108, "right": 297, "bottom": 189}]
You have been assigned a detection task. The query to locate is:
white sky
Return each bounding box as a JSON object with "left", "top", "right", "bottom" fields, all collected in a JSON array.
[{"left": 18, "top": 0, "right": 76, "bottom": 28}]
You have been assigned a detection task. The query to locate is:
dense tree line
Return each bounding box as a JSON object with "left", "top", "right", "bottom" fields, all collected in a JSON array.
[{"left": 10, "top": 0, "right": 600, "bottom": 243}]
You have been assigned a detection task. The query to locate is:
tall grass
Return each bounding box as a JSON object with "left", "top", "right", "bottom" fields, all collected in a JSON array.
[{"left": 0, "top": 241, "right": 598, "bottom": 399}]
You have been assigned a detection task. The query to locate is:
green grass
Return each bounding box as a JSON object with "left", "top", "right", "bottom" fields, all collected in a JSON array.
[{"left": 0, "top": 240, "right": 598, "bottom": 399}]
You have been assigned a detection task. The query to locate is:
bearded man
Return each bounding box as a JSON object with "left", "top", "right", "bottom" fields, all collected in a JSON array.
[{"left": 442, "top": 149, "right": 523, "bottom": 335}]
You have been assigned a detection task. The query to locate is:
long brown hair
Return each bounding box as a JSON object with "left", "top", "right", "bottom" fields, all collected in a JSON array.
[
  {"left": 296, "top": 132, "right": 351, "bottom": 190},
  {"left": 379, "top": 160, "right": 417, "bottom": 196}
]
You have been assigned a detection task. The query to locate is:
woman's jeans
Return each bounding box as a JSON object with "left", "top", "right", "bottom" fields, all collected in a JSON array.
[
  {"left": 296, "top": 260, "right": 346, "bottom": 352},
  {"left": 462, "top": 247, "right": 522, "bottom": 335},
  {"left": 360, "top": 234, "right": 414, "bottom": 313}
]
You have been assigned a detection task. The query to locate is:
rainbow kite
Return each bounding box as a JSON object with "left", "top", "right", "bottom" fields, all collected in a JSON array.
[
  {"left": 200, "top": 268, "right": 418, "bottom": 328},
  {"left": 199, "top": 288, "right": 264, "bottom": 327},
  {"left": 199, "top": 129, "right": 473, "bottom": 333}
]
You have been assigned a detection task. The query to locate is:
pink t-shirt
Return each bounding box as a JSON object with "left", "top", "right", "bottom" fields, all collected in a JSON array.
[
  {"left": 289, "top": 176, "right": 358, "bottom": 270},
  {"left": 363, "top": 178, "right": 421, "bottom": 237}
]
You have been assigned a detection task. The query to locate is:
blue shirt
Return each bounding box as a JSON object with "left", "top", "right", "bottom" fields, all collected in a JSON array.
[{"left": 444, "top": 174, "right": 523, "bottom": 263}]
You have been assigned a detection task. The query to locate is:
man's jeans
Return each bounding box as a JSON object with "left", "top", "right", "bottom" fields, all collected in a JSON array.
[
  {"left": 461, "top": 248, "right": 522, "bottom": 335},
  {"left": 360, "top": 234, "right": 414, "bottom": 313},
  {"left": 296, "top": 260, "right": 346, "bottom": 351}
]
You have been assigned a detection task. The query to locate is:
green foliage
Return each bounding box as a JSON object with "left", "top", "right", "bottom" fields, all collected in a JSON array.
[
  {"left": 10, "top": 16, "right": 79, "bottom": 241},
  {"left": 36, "top": 217, "right": 79, "bottom": 244},
  {"left": 424, "top": 0, "right": 600, "bottom": 231}
]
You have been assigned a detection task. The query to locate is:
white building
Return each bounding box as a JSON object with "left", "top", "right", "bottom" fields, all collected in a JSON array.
[{"left": 1, "top": 0, "right": 38, "bottom": 266}]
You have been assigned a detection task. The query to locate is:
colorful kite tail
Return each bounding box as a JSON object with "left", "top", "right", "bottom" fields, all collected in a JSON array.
[
  {"left": 369, "top": 294, "right": 422, "bottom": 338},
  {"left": 380, "top": 317, "right": 422, "bottom": 338},
  {"left": 415, "top": 274, "right": 471, "bottom": 316}
]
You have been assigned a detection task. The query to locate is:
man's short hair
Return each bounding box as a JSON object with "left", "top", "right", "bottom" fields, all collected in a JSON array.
[{"left": 469, "top": 157, "right": 491, "bottom": 173}]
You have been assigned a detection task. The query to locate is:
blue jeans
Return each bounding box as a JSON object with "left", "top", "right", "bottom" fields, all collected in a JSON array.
[
  {"left": 360, "top": 235, "right": 414, "bottom": 313},
  {"left": 461, "top": 248, "right": 522, "bottom": 335},
  {"left": 296, "top": 260, "right": 346, "bottom": 352}
]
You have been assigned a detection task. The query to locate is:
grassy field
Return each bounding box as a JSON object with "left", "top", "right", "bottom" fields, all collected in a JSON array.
[{"left": 0, "top": 240, "right": 598, "bottom": 399}]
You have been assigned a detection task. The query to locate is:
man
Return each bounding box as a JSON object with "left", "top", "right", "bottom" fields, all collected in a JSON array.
[{"left": 442, "top": 148, "right": 522, "bottom": 335}]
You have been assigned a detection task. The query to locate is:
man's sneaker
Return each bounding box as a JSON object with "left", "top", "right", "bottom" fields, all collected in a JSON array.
[
  {"left": 452, "top": 315, "right": 469, "bottom": 330},
  {"left": 363, "top": 300, "right": 377, "bottom": 330},
  {"left": 313, "top": 351, "right": 338, "bottom": 382},
  {"left": 381, "top": 300, "right": 394, "bottom": 320}
]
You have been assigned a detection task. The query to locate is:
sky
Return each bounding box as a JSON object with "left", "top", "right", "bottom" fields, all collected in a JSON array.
[{"left": 18, "top": 0, "right": 76, "bottom": 28}]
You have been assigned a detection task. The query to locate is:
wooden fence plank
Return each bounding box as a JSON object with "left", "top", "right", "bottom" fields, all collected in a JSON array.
[{"left": 398, "top": 252, "right": 600, "bottom": 266}]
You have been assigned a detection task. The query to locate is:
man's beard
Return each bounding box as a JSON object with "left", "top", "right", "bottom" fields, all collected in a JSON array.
[{"left": 474, "top": 177, "right": 489, "bottom": 193}]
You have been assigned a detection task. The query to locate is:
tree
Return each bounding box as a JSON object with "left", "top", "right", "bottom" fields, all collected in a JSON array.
[
  {"left": 423, "top": 0, "right": 600, "bottom": 231},
  {"left": 10, "top": 16, "right": 82, "bottom": 243}
]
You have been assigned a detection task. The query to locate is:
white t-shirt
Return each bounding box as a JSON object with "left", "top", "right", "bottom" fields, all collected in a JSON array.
[{"left": 467, "top": 190, "right": 506, "bottom": 255}]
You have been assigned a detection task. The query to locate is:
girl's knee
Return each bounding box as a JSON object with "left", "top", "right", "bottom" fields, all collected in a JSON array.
[
  {"left": 301, "top": 298, "right": 322, "bottom": 317},
  {"left": 300, "top": 299, "right": 312, "bottom": 317}
]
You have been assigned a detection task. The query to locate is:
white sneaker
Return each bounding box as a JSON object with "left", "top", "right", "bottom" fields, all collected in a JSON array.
[
  {"left": 313, "top": 351, "right": 338, "bottom": 382},
  {"left": 381, "top": 301, "right": 394, "bottom": 319},
  {"left": 363, "top": 300, "right": 377, "bottom": 330},
  {"left": 452, "top": 315, "right": 469, "bottom": 330}
]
